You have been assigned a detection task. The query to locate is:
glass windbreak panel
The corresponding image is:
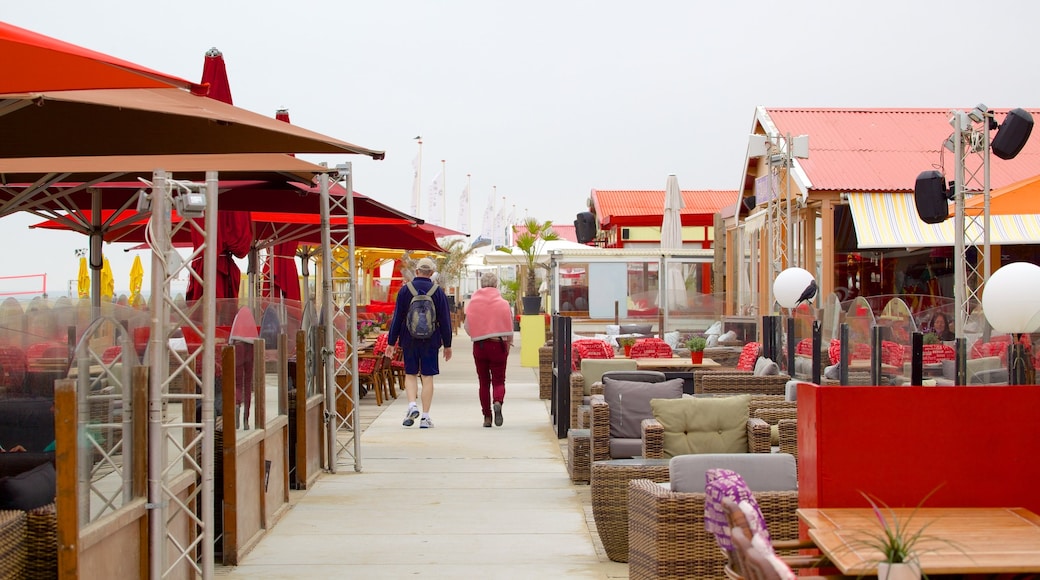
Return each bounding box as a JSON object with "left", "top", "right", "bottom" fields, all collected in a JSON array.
[
  {"left": 588, "top": 263, "right": 629, "bottom": 318},
  {"left": 843, "top": 296, "right": 876, "bottom": 385},
  {"left": 558, "top": 263, "right": 590, "bottom": 315},
  {"left": 879, "top": 297, "right": 916, "bottom": 381},
  {"left": 625, "top": 260, "right": 660, "bottom": 320},
  {"left": 790, "top": 302, "right": 819, "bottom": 380}
]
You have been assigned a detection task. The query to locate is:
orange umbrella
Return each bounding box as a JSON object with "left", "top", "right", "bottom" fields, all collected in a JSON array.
[
  {"left": 0, "top": 20, "right": 202, "bottom": 93},
  {"left": 962, "top": 173, "right": 1040, "bottom": 215}
]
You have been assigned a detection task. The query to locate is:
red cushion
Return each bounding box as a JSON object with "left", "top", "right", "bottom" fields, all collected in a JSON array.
[
  {"left": 795, "top": 338, "right": 814, "bottom": 357},
  {"left": 372, "top": 333, "right": 388, "bottom": 356},
  {"left": 571, "top": 339, "right": 614, "bottom": 371},
  {"left": 629, "top": 338, "right": 672, "bottom": 359},
  {"left": 101, "top": 345, "right": 123, "bottom": 364},
  {"left": 880, "top": 340, "right": 904, "bottom": 368},
  {"left": 922, "top": 344, "right": 955, "bottom": 365},
  {"left": 828, "top": 339, "right": 872, "bottom": 365},
  {"left": 736, "top": 342, "right": 761, "bottom": 371},
  {"left": 358, "top": 358, "right": 376, "bottom": 374}
]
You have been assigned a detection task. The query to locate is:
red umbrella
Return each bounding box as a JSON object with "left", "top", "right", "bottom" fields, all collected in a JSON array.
[
  {"left": 0, "top": 20, "right": 204, "bottom": 93},
  {"left": 186, "top": 48, "right": 252, "bottom": 300},
  {"left": 31, "top": 211, "right": 445, "bottom": 253},
  {"left": 266, "top": 107, "right": 301, "bottom": 302}
]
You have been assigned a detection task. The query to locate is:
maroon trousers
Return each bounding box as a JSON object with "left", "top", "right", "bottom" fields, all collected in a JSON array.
[{"left": 472, "top": 339, "right": 509, "bottom": 417}]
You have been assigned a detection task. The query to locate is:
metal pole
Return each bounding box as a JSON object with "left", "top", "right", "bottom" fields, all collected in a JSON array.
[
  {"left": 953, "top": 112, "right": 967, "bottom": 338},
  {"left": 319, "top": 173, "right": 336, "bottom": 473},
  {"left": 344, "top": 163, "right": 362, "bottom": 470},
  {"left": 147, "top": 171, "right": 170, "bottom": 580},
  {"left": 200, "top": 171, "right": 218, "bottom": 578}
]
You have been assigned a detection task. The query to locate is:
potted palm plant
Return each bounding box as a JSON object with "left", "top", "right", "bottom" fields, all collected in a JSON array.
[
  {"left": 686, "top": 336, "right": 707, "bottom": 364},
  {"left": 503, "top": 217, "right": 560, "bottom": 315}
]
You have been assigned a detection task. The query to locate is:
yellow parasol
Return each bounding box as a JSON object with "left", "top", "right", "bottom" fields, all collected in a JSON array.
[
  {"left": 77, "top": 256, "right": 90, "bottom": 298},
  {"left": 101, "top": 257, "right": 114, "bottom": 300},
  {"left": 129, "top": 254, "right": 144, "bottom": 306}
]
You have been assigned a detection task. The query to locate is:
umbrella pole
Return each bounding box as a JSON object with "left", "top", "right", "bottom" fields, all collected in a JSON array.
[{"left": 91, "top": 191, "right": 103, "bottom": 317}]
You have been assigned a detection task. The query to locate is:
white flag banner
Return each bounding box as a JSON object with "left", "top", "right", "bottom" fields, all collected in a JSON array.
[
  {"left": 481, "top": 198, "right": 495, "bottom": 241},
  {"left": 410, "top": 154, "right": 421, "bottom": 217},
  {"left": 492, "top": 206, "right": 505, "bottom": 248},
  {"left": 427, "top": 171, "right": 443, "bottom": 226},
  {"left": 457, "top": 181, "right": 471, "bottom": 234}
]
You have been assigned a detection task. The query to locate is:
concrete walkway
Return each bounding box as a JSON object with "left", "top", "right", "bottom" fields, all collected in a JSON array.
[{"left": 217, "top": 329, "right": 627, "bottom": 579}]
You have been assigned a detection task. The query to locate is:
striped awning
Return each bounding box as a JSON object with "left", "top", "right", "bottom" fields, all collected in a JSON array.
[{"left": 846, "top": 192, "right": 1040, "bottom": 249}]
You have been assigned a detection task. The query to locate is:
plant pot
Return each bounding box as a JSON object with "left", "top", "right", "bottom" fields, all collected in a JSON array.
[
  {"left": 521, "top": 295, "right": 542, "bottom": 315},
  {"left": 878, "top": 561, "right": 921, "bottom": 580},
  {"left": 623, "top": 345, "right": 633, "bottom": 357},
  {"left": 690, "top": 351, "right": 704, "bottom": 364}
]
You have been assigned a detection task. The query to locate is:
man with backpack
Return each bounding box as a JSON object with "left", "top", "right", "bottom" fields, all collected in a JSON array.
[{"left": 385, "top": 257, "right": 453, "bottom": 428}]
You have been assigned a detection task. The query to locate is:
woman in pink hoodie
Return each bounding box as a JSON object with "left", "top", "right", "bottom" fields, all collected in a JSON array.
[{"left": 464, "top": 272, "right": 515, "bottom": 427}]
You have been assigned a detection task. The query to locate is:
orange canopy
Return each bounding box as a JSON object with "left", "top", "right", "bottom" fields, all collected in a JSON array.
[
  {"left": 962, "top": 174, "right": 1040, "bottom": 215},
  {"left": 0, "top": 20, "right": 202, "bottom": 93}
]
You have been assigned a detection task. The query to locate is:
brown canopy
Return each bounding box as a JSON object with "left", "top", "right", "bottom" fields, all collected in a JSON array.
[{"left": 0, "top": 87, "right": 385, "bottom": 159}]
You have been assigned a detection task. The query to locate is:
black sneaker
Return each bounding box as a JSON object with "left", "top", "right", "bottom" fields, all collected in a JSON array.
[
  {"left": 403, "top": 406, "right": 420, "bottom": 427},
  {"left": 493, "top": 402, "right": 503, "bottom": 427}
]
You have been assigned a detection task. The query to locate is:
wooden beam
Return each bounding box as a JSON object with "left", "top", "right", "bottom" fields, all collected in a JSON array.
[{"left": 55, "top": 378, "right": 78, "bottom": 579}]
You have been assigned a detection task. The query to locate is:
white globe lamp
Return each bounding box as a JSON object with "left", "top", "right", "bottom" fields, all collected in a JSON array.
[
  {"left": 773, "top": 267, "right": 816, "bottom": 310},
  {"left": 982, "top": 262, "right": 1040, "bottom": 334}
]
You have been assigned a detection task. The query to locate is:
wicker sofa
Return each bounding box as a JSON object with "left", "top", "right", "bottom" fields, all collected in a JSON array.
[{"left": 627, "top": 453, "right": 800, "bottom": 580}]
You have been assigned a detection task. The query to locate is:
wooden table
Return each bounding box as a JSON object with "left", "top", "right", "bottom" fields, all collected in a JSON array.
[
  {"left": 799, "top": 507, "right": 1040, "bottom": 576},
  {"left": 631, "top": 357, "right": 720, "bottom": 371}
]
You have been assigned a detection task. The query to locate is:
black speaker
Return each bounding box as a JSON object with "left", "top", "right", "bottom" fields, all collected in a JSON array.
[
  {"left": 992, "top": 108, "right": 1034, "bottom": 160},
  {"left": 741, "top": 196, "right": 756, "bottom": 214},
  {"left": 574, "top": 211, "right": 596, "bottom": 243},
  {"left": 914, "top": 170, "right": 950, "bottom": 224}
]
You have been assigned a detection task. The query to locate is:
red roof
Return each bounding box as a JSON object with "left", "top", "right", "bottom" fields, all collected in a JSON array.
[
  {"left": 765, "top": 108, "right": 1040, "bottom": 192},
  {"left": 591, "top": 189, "right": 735, "bottom": 227}
]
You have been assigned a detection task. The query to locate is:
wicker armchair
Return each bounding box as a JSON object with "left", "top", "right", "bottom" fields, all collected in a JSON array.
[
  {"left": 569, "top": 358, "right": 637, "bottom": 429},
  {"left": 641, "top": 417, "right": 772, "bottom": 459},
  {"left": 627, "top": 454, "right": 801, "bottom": 580},
  {"left": 587, "top": 371, "right": 673, "bottom": 463}
]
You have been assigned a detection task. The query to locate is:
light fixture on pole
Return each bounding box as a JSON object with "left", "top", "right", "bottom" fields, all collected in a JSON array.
[
  {"left": 981, "top": 262, "right": 1040, "bottom": 384},
  {"left": 914, "top": 105, "right": 1034, "bottom": 341},
  {"left": 773, "top": 267, "right": 818, "bottom": 375}
]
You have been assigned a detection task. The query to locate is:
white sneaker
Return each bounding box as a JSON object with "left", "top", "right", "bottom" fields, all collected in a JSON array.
[
  {"left": 420, "top": 416, "right": 434, "bottom": 429},
  {"left": 403, "top": 405, "right": 419, "bottom": 427}
]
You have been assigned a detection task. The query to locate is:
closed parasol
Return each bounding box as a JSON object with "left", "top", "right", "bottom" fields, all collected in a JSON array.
[
  {"left": 662, "top": 174, "right": 687, "bottom": 309},
  {"left": 77, "top": 255, "right": 90, "bottom": 298},
  {"left": 129, "top": 254, "right": 144, "bottom": 306},
  {"left": 185, "top": 48, "right": 254, "bottom": 301},
  {"left": 100, "top": 257, "right": 114, "bottom": 300}
]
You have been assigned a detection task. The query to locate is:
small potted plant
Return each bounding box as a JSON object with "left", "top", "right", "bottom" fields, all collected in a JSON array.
[
  {"left": 922, "top": 332, "right": 940, "bottom": 346},
  {"left": 852, "top": 489, "right": 957, "bottom": 580},
  {"left": 685, "top": 336, "right": 707, "bottom": 364},
  {"left": 617, "top": 336, "right": 637, "bottom": 357}
]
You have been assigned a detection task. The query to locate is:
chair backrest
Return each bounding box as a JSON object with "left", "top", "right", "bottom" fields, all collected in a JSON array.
[
  {"left": 600, "top": 370, "right": 667, "bottom": 384},
  {"left": 373, "top": 333, "right": 389, "bottom": 356}
]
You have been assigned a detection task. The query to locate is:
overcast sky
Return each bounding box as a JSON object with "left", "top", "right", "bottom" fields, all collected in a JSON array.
[{"left": 5, "top": 0, "right": 1040, "bottom": 297}]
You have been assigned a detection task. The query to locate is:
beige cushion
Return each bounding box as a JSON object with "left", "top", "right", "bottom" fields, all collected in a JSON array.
[
  {"left": 603, "top": 377, "right": 683, "bottom": 439},
  {"left": 650, "top": 394, "right": 750, "bottom": 458},
  {"left": 753, "top": 357, "right": 780, "bottom": 376},
  {"left": 580, "top": 359, "right": 637, "bottom": 395}
]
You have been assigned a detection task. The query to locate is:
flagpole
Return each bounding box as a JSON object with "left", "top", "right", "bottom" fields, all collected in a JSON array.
[
  {"left": 441, "top": 159, "right": 447, "bottom": 227},
  {"left": 463, "top": 173, "right": 472, "bottom": 232},
  {"left": 413, "top": 136, "right": 423, "bottom": 218}
]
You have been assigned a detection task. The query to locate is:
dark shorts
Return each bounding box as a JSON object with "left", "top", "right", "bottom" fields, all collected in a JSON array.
[{"left": 403, "top": 341, "right": 441, "bottom": 376}]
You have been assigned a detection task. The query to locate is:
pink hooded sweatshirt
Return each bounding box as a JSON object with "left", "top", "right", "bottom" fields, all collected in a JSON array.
[{"left": 464, "top": 287, "right": 515, "bottom": 341}]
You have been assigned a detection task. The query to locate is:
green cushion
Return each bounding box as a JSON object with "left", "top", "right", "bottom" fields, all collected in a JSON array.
[
  {"left": 650, "top": 395, "right": 750, "bottom": 458},
  {"left": 579, "top": 359, "right": 637, "bottom": 395}
]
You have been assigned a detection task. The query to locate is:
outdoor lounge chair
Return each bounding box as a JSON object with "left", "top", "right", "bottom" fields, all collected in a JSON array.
[
  {"left": 587, "top": 371, "right": 677, "bottom": 463},
  {"left": 640, "top": 394, "right": 772, "bottom": 459},
  {"left": 626, "top": 453, "right": 802, "bottom": 580}
]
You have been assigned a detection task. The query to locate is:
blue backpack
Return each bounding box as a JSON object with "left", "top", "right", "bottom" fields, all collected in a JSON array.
[{"left": 405, "top": 281, "right": 439, "bottom": 340}]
